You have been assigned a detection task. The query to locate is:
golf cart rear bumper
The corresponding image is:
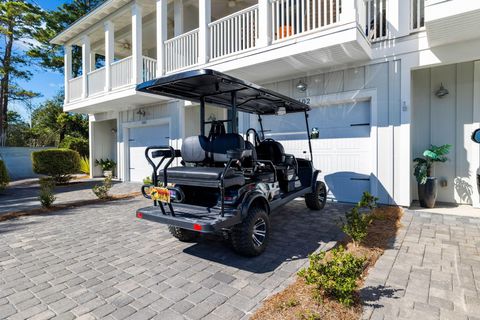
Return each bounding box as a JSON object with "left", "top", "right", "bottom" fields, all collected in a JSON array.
[{"left": 135, "top": 204, "right": 241, "bottom": 233}]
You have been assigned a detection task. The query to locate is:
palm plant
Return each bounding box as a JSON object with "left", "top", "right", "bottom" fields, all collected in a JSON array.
[{"left": 413, "top": 144, "right": 451, "bottom": 184}]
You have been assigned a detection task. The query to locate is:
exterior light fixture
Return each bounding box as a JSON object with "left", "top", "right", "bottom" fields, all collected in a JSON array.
[
  {"left": 136, "top": 109, "right": 146, "bottom": 117},
  {"left": 228, "top": 0, "right": 236, "bottom": 8},
  {"left": 111, "top": 128, "right": 117, "bottom": 134},
  {"left": 296, "top": 80, "right": 307, "bottom": 92},
  {"left": 435, "top": 83, "right": 449, "bottom": 98}
]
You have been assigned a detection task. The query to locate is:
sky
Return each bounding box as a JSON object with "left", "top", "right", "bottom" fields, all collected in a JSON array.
[{"left": 10, "top": 0, "right": 68, "bottom": 121}]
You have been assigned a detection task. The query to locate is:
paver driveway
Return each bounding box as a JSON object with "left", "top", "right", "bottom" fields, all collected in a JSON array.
[
  {"left": 362, "top": 210, "right": 480, "bottom": 320},
  {"left": 0, "top": 197, "right": 344, "bottom": 320}
]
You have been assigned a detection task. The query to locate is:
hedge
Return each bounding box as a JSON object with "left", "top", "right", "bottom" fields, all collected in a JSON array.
[
  {"left": 32, "top": 149, "right": 81, "bottom": 183},
  {"left": 59, "top": 136, "right": 89, "bottom": 157},
  {"left": 0, "top": 159, "right": 9, "bottom": 191}
]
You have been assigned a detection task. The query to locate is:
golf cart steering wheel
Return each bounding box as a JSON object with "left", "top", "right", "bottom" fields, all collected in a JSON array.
[{"left": 245, "top": 128, "right": 262, "bottom": 147}]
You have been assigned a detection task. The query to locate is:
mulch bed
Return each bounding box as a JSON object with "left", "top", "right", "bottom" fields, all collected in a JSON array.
[
  {"left": 251, "top": 206, "right": 404, "bottom": 320},
  {"left": 0, "top": 192, "right": 141, "bottom": 222}
]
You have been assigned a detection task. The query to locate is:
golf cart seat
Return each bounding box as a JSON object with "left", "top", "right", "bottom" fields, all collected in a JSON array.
[
  {"left": 256, "top": 139, "right": 297, "bottom": 188},
  {"left": 164, "top": 134, "right": 246, "bottom": 187}
]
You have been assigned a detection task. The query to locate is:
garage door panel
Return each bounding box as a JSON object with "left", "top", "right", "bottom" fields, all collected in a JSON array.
[
  {"left": 129, "top": 124, "right": 169, "bottom": 182},
  {"left": 268, "top": 101, "right": 372, "bottom": 203}
]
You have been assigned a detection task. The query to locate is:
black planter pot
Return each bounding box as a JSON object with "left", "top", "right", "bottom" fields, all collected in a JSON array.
[{"left": 418, "top": 177, "right": 438, "bottom": 208}]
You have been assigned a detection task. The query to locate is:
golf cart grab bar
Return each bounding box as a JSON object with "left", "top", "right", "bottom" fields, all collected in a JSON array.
[{"left": 144, "top": 145, "right": 180, "bottom": 187}]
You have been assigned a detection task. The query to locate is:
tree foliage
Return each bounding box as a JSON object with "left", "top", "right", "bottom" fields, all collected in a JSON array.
[
  {"left": 0, "top": 0, "right": 43, "bottom": 145},
  {"left": 28, "top": 0, "right": 106, "bottom": 77}
]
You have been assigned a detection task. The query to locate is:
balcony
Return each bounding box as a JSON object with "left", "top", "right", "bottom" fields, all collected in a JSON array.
[
  {"left": 162, "top": 0, "right": 372, "bottom": 82},
  {"left": 425, "top": 0, "right": 480, "bottom": 46}
]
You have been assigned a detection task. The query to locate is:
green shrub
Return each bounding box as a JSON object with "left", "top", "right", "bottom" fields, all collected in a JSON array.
[
  {"left": 298, "top": 246, "right": 365, "bottom": 306},
  {"left": 39, "top": 177, "right": 56, "bottom": 208},
  {"left": 95, "top": 158, "right": 116, "bottom": 172},
  {"left": 341, "top": 191, "right": 378, "bottom": 245},
  {"left": 92, "top": 174, "right": 112, "bottom": 199},
  {"left": 32, "top": 149, "right": 81, "bottom": 184},
  {"left": 59, "top": 136, "right": 89, "bottom": 157},
  {"left": 79, "top": 156, "right": 90, "bottom": 175},
  {"left": 0, "top": 159, "right": 9, "bottom": 192}
]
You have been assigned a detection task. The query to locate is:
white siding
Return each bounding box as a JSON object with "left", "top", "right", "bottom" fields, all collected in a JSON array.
[{"left": 412, "top": 62, "right": 476, "bottom": 204}]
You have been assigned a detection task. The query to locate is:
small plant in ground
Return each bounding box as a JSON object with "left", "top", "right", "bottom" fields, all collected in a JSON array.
[
  {"left": 341, "top": 191, "right": 378, "bottom": 246},
  {"left": 298, "top": 310, "right": 322, "bottom": 320},
  {"left": 39, "top": 177, "right": 56, "bottom": 208},
  {"left": 79, "top": 156, "right": 90, "bottom": 175},
  {"left": 92, "top": 174, "right": 113, "bottom": 199},
  {"left": 277, "top": 298, "right": 299, "bottom": 311},
  {"left": 298, "top": 246, "right": 365, "bottom": 307},
  {"left": 0, "top": 159, "right": 10, "bottom": 192}
]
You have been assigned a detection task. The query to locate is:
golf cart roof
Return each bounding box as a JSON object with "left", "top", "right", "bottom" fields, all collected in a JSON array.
[{"left": 136, "top": 69, "right": 310, "bottom": 115}]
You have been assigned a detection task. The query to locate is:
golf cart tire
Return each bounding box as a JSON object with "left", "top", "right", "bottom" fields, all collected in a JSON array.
[
  {"left": 231, "top": 207, "right": 270, "bottom": 256},
  {"left": 168, "top": 226, "right": 197, "bottom": 242},
  {"left": 305, "top": 181, "right": 327, "bottom": 210}
]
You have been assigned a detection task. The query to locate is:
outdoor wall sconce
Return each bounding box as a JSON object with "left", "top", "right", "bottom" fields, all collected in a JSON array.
[
  {"left": 435, "top": 83, "right": 449, "bottom": 98},
  {"left": 136, "top": 109, "right": 146, "bottom": 117},
  {"left": 111, "top": 128, "right": 117, "bottom": 134},
  {"left": 296, "top": 80, "right": 307, "bottom": 92}
]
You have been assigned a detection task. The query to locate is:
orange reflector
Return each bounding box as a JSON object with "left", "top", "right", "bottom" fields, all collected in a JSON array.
[
  {"left": 136, "top": 212, "right": 143, "bottom": 219},
  {"left": 193, "top": 224, "right": 202, "bottom": 231}
]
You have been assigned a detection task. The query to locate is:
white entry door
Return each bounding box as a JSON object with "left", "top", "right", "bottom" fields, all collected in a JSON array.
[
  {"left": 264, "top": 100, "right": 373, "bottom": 203},
  {"left": 129, "top": 124, "right": 169, "bottom": 182}
]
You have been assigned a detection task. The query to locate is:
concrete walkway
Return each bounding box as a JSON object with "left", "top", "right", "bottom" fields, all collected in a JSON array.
[
  {"left": 362, "top": 209, "right": 480, "bottom": 320},
  {"left": 0, "top": 178, "right": 142, "bottom": 215}
]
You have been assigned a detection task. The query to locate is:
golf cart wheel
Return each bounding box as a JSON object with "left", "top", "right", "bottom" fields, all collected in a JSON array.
[
  {"left": 305, "top": 181, "right": 327, "bottom": 210},
  {"left": 231, "top": 207, "right": 270, "bottom": 256},
  {"left": 168, "top": 226, "right": 197, "bottom": 242}
]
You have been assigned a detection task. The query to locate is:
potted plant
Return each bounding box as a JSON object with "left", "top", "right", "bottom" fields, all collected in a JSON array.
[
  {"left": 95, "top": 158, "right": 116, "bottom": 177},
  {"left": 413, "top": 144, "right": 451, "bottom": 208}
]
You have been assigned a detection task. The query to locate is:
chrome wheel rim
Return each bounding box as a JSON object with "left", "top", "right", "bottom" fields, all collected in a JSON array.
[
  {"left": 318, "top": 186, "right": 326, "bottom": 204},
  {"left": 252, "top": 218, "right": 267, "bottom": 247}
]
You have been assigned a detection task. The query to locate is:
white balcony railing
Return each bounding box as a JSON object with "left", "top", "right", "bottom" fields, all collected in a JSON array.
[
  {"left": 142, "top": 56, "right": 157, "bottom": 82},
  {"left": 164, "top": 29, "right": 199, "bottom": 74},
  {"left": 209, "top": 5, "right": 259, "bottom": 60},
  {"left": 411, "top": 0, "right": 425, "bottom": 31},
  {"left": 365, "top": 0, "right": 388, "bottom": 41},
  {"left": 87, "top": 67, "right": 106, "bottom": 96},
  {"left": 271, "top": 0, "right": 341, "bottom": 42},
  {"left": 111, "top": 56, "right": 133, "bottom": 89},
  {"left": 68, "top": 77, "right": 83, "bottom": 101}
]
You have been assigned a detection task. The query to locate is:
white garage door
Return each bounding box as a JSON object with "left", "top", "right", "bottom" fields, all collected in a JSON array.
[
  {"left": 263, "top": 101, "right": 373, "bottom": 203},
  {"left": 129, "top": 124, "right": 169, "bottom": 182}
]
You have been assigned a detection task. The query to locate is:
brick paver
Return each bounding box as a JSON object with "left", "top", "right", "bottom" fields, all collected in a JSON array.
[
  {"left": 362, "top": 210, "right": 480, "bottom": 320},
  {"left": 0, "top": 196, "right": 344, "bottom": 319}
]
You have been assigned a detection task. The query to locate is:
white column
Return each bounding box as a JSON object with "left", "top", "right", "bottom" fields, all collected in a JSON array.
[
  {"left": 64, "top": 45, "right": 72, "bottom": 103},
  {"left": 156, "top": 0, "right": 167, "bottom": 76},
  {"left": 90, "top": 52, "right": 96, "bottom": 71},
  {"left": 81, "top": 35, "right": 91, "bottom": 99},
  {"left": 198, "top": 0, "right": 211, "bottom": 65},
  {"left": 132, "top": 2, "right": 143, "bottom": 84},
  {"left": 340, "top": 0, "right": 355, "bottom": 22},
  {"left": 473, "top": 61, "right": 480, "bottom": 207},
  {"left": 104, "top": 20, "right": 115, "bottom": 92},
  {"left": 174, "top": 0, "right": 184, "bottom": 37},
  {"left": 258, "top": 0, "right": 272, "bottom": 47}
]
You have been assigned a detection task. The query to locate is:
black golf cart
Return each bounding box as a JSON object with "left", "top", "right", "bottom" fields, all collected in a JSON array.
[{"left": 135, "top": 69, "right": 326, "bottom": 256}]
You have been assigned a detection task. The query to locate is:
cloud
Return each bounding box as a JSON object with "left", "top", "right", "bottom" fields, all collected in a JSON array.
[{"left": 48, "top": 82, "right": 63, "bottom": 88}]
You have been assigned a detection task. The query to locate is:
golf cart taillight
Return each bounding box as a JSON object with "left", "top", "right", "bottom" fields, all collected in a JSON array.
[
  {"left": 136, "top": 212, "right": 143, "bottom": 219},
  {"left": 193, "top": 224, "right": 202, "bottom": 231}
]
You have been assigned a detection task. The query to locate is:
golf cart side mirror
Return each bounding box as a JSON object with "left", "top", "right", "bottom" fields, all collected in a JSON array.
[{"left": 472, "top": 129, "right": 480, "bottom": 144}]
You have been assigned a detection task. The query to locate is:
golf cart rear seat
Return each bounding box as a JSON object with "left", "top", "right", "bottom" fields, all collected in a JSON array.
[{"left": 164, "top": 134, "right": 247, "bottom": 187}]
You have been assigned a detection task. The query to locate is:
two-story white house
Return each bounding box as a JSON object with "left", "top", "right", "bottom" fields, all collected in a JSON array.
[{"left": 51, "top": 0, "right": 480, "bottom": 208}]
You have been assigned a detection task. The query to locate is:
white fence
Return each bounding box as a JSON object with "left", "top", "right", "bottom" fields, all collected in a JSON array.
[
  {"left": 68, "top": 77, "right": 83, "bottom": 101},
  {"left": 112, "top": 56, "right": 133, "bottom": 89},
  {"left": 165, "top": 29, "right": 199, "bottom": 74},
  {"left": 411, "top": 0, "right": 425, "bottom": 31},
  {"left": 271, "top": 0, "right": 341, "bottom": 42},
  {"left": 87, "top": 67, "right": 106, "bottom": 96},
  {"left": 209, "top": 5, "right": 259, "bottom": 60},
  {"left": 365, "top": 0, "right": 388, "bottom": 41},
  {"left": 142, "top": 56, "right": 157, "bottom": 82}
]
